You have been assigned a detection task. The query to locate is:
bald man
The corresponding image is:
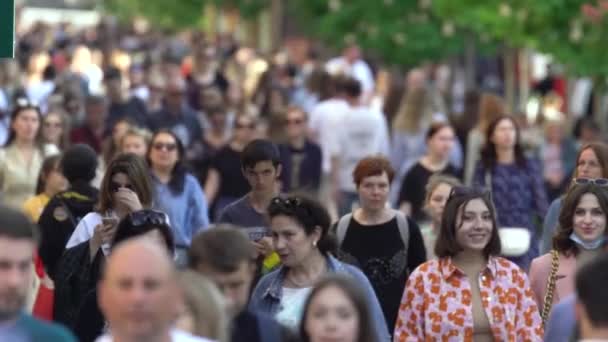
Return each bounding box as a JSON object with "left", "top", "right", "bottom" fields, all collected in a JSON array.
[{"left": 96, "top": 238, "right": 211, "bottom": 342}]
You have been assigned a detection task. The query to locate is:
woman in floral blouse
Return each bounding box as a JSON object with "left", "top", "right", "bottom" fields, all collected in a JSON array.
[{"left": 394, "top": 186, "right": 543, "bottom": 341}]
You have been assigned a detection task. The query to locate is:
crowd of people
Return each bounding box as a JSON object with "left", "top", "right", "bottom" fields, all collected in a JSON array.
[{"left": 1, "top": 14, "right": 608, "bottom": 342}]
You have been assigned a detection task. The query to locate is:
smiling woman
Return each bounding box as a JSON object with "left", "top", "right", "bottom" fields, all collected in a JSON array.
[
  {"left": 530, "top": 183, "right": 608, "bottom": 324},
  {"left": 394, "top": 186, "right": 543, "bottom": 341}
]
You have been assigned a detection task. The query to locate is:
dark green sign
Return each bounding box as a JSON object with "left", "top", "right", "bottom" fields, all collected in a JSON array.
[{"left": 0, "top": 0, "right": 15, "bottom": 58}]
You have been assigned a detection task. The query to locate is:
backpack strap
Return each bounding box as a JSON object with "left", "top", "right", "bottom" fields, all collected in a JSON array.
[
  {"left": 394, "top": 211, "right": 410, "bottom": 249},
  {"left": 336, "top": 213, "right": 353, "bottom": 247}
]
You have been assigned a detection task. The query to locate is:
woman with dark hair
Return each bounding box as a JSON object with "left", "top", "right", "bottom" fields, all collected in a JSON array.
[
  {"left": 0, "top": 98, "right": 59, "bottom": 208},
  {"left": 249, "top": 195, "right": 390, "bottom": 341},
  {"left": 541, "top": 142, "right": 608, "bottom": 253},
  {"left": 147, "top": 129, "right": 209, "bottom": 266},
  {"left": 54, "top": 153, "right": 156, "bottom": 329},
  {"left": 398, "top": 121, "right": 459, "bottom": 222},
  {"left": 22, "top": 154, "right": 66, "bottom": 222},
  {"left": 394, "top": 186, "right": 542, "bottom": 341},
  {"left": 529, "top": 183, "right": 608, "bottom": 324},
  {"left": 473, "top": 115, "right": 548, "bottom": 270},
  {"left": 72, "top": 209, "right": 176, "bottom": 341},
  {"left": 300, "top": 275, "right": 376, "bottom": 342}
]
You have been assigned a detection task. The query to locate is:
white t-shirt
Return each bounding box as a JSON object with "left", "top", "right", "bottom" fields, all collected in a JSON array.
[
  {"left": 95, "top": 329, "right": 213, "bottom": 342},
  {"left": 275, "top": 287, "right": 312, "bottom": 330},
  {"left": 66, "top": 212, "right": 112, "bottom": 255},
  {"left": 330, "top": 105, "right": 391, "bottom": 192},
  {"left": 309, "top": 98, "right": 350, "bottom": 174}
]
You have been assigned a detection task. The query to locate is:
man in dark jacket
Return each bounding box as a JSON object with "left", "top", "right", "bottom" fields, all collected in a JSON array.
[{"left": 38, "top": 144, "right": 99, "bottom": 280}]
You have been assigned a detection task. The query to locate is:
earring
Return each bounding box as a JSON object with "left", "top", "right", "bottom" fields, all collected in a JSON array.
[{"left": 313, "top": 241, "right": 317, "bottom": 247}]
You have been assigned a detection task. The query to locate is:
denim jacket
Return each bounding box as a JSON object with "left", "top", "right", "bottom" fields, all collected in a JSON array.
[{"left": 248, "top": 255, "right": 391, "bottom": 342}]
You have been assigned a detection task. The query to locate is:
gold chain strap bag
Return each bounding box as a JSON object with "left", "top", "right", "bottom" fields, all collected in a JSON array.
[{"left": 541, "top": 249, "right": 560, "bottom": 325}]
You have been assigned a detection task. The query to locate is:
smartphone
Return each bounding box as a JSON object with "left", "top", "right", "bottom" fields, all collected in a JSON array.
[{"left": 101, "top": 216, "right": 118, "bottom": 227}]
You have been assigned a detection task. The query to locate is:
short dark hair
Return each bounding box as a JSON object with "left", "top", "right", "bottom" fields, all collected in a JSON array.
[
  {"left": 0, "top": 205, "right": 40, "bottom": 244},
  {"left": 554, "top": 184, "right": 608, "bottom": 255},
  {"left": 300, "top": 275, "right": 376, "bottom": 342},
  {"left": 342, "top": 77, "right": 362, "bottom": 98},
  {"left": 434, "top": 187, "right": 501, "bottom": 258},
  {"left": 111, "top": 209, "right": 175, "bottom": 254},
  {"left": 241, "top": 139, "right": 281, "bottom": 170},
  {"left": 268, "top": 196, "right": 336, "bottom": 255},
  {"left": 353, "top": 155, "right": 395, "bottom": 187},
  {"left": 188, "top": 225, "right": 256, "bottom": 272},
  {"left": 576, "top": 251, "right": 608, "bottom": 327},
  {"left": 425, "top": 122, "right": 453, "bottom": 141},
  {"left": 61, "top": 144, "right": 99, "bottom": 183}
]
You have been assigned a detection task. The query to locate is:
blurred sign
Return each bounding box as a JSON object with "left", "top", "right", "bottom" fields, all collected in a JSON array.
[{"left": 0, "top": 0, "right": 15, "bottom": 58}]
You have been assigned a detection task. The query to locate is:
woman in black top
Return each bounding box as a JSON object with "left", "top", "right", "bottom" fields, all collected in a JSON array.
[
  {"left": 398, "top": 122, "right": 458, "bottom": 222},
  {"left": 336, "top": 156, "right": 426, "bottom": 335}
]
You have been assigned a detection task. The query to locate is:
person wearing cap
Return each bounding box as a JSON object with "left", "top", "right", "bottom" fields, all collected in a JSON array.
[{"left": 38, "top": 143, "right": 99, "bottom": 280}]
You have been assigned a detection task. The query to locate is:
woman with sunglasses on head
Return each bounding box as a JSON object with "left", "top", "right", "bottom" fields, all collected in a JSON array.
[
  {"left": 64, "top": 153, "right": 155, "bottom": 260},
  {"left": 0, "top": 98, "right": 59, "bottom": 209},
  {"left": 473, "top": 115, "right": 548, "bottom": 270},
  {"left": 148, "top": 129, "right": 210, "bottom": 266},
  {"left": 299, "top": 275, "right": 377, "bottom": 342},
  {"left": 249, "top": 195, "right": 390, "bottom": 341},
  {"left": 540, "top": 142, "right": 608, "bottom": 254},
  {"left": 529, "top": 183, "right": 608, "bottom": 325},
  {"left": 394, "top": 186, "right": 542, "bottom": 341},
  {"left": 205, "top": 113, "right": 258, "bottom": 219}
]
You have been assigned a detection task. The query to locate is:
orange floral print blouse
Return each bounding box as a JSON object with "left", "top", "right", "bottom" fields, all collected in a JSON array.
[{"left": 394, "top": 256, "right": 543, "bottom": 342}]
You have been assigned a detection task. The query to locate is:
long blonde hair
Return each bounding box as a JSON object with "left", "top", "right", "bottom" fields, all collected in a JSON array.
[
  {"left": 392, "top": 87, "right": 432, "bottom": 133},
  {"left": 177, "top": 271, "right": 229, "bottom": 342}
]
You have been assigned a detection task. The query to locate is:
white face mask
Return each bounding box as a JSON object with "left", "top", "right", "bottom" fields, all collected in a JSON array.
[{"left": 569, "top": 232, "right": 606, "bottom": 250}]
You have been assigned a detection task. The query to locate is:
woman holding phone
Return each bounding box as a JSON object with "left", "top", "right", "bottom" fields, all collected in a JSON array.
[{"left": 65, "top": 153, "right": 155, "bottom": 258}]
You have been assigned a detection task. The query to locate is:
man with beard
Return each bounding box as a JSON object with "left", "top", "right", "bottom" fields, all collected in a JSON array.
[{"left": 0, "top": 205, "right": 75, "bottom": 341}]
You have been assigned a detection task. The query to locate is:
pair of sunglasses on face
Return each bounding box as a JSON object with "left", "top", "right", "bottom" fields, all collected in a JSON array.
[
  {"left": 572, "top": 178, "right": 608, "bottom": 186},
  {"left": 110, "top": 182, "right": 134, "bottom": 193}
]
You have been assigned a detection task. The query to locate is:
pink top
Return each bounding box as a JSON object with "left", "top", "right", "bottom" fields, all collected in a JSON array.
[
  {"left": 394, "top": 257, "right": 543, "bottom": 342},
  {"left": 529, "top": 252, "right": 577, "bottom": 312}
]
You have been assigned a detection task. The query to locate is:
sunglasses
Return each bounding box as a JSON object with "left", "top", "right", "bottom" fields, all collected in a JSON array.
[
  {"left": 271, "top": 196, "right": 303, "bottom": 209},
  {"left": 110, "top": 181, "right": 134, "bottom": 193},
  {"left": 572, "top": 178, "right": 608, "bottom": 186},
  {"left": 236, "top": 122, "right": 256, "bottom": 130},
  {"left": 128, "top": 210, "right": 168, "bottom": 227},
  {"left": 152, "top": 142, "right": 177, "bottom": 151},
  {"left": 15, "top": 97, "right": 39, "bottom": 110},
  {"left": 286, "top": 118, "right": 304, "bottom": 126},
  {"left": 448, "top": 186, "right": 491, "bottom": 200}
]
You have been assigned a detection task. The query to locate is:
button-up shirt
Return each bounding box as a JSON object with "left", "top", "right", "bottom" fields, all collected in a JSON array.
[{"left": 394, "top": 256, "right": 543, "bottom": 341}]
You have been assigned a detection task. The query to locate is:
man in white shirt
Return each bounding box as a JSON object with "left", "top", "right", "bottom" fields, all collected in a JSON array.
[
  {"left": 575, "top": 252, "right": 608, "bottom": 342},
  {"left": 96, "top": 239, "right": 211, "bottom": 342},
  {"left": 330, "top": 78, "right": 390, "bottom": 216},
  {"left": 325, "top": 44, "right": 375, "bottom": 103}
]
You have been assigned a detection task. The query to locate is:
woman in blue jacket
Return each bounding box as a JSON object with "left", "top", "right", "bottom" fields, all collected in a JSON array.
[
  {"left": 249, "top": 195, "right": 390, "bottom": 341},
  {"left": 147, "top": 129, "right": 209, "bottom": 266}
]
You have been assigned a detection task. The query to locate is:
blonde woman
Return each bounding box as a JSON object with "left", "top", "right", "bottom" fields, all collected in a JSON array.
[
  {"left": 422, "top": 174, "right": 462, "bottom": 259},
  {"left": 176, "top": 271, "right": 229, "bottom": 342}
]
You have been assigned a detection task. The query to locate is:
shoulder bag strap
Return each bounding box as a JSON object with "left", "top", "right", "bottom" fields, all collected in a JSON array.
[
  {"left": 336, "top": 213, "right": 353, "bottom": 247},
  {"left": 395, "top": 211, "right": 410, "bottom": 249},
  {"left": 541, "top": 249, "right": 560, "bottom": 325}
]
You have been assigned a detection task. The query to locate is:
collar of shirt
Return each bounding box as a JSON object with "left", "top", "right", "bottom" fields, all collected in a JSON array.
[
  {"left": 439, "top": 256, "right": 498, "bottom": 281},
  {"left": 263, "top": 255, "right": 345, "bottom": 300}
]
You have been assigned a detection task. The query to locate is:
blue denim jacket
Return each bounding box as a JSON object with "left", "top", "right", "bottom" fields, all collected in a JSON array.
[{"left": 248, "top": 255, "right": 391, "bottom": 342}]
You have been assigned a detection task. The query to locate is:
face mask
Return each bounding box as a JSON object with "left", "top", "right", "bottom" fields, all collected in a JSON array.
[{"left": 569, "top": 232, "right": 606, "bottom": 250}]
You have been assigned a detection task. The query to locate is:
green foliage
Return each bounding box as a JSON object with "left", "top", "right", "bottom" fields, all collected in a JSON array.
[{"left": 103, "top": 0, "right": 207, "bottom": 30}]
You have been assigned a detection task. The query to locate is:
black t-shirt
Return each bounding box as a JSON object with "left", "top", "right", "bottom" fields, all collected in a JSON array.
[
  {"left": 339, "top": 216, "right": 426, "bottom": 334},
  {"left": 211, "top": 145, "right": 250, "bottom": 199},
  {"left": 398, "top": 161, "right": 459, "bottom": 222}
]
